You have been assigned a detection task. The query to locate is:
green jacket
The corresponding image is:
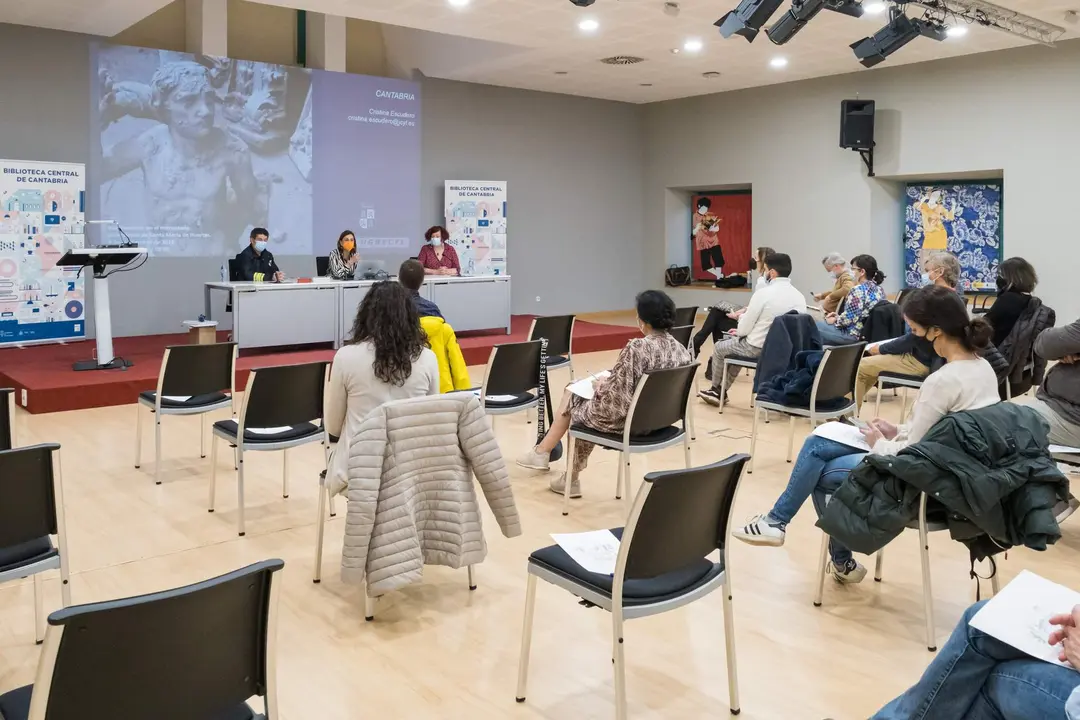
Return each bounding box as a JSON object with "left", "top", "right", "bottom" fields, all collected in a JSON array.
[{"left": 817, "top": 403, "right": 1069, "bottom": 559}]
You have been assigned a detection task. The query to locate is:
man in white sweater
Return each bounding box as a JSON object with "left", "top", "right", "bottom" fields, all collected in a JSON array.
[{"left": 700, "top": 252, "right": 805, "bottom": 405}]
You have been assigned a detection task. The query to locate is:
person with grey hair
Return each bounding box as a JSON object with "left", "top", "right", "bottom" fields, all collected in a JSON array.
[
  {"left": 923, "top": 251, "right": 962, "bottom": 291},
  {"left": 814, "top": 252, "right": 854, "bottom": 314}
]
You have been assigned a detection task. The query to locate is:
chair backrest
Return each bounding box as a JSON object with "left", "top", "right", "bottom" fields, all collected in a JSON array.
[
  {"left": 626, "top": 364, "right": 698, "bottom": 437},
  {"left": 861, "top": 301, "right": 903, "bottom": 343},
  {"left": 315, "top": 256, "right": 330, "bottom": 277},
  {"left": 158, "top": 343, "right": 236, "bottom": 399},
  {"left": 0, "top": 444, "right": 60, "bottom": 552},
  {"left": 673, "top": 306, "right": 698, "bottom": 327},
  {"left": 242, "top": 362, "right": 328, "bottom": 430},
  {"left": 227, "top": 257, "right": 241, "bottom": 282},
  {"left": 528, "top": 315, "right": 575, "bottom": 357},
  {"left": 620, "top": 454, "right": 750, "bottom": 580},
  {"left": 895, "top": 288, "right": 912, "bottom": 307},
  {"left": 482, "top": 340, "right": 542, "bottom": 397},
  {"left": 32, "top": 559, "right": 284, "bottom": 720},
  {"left": 669, "top": 325, "right": 694, "bottom": 350},
  {"left": 810, "top": 342, "right": 867, "bottom": 404},
  {"left": 0, "top": 387, "right": 13, "bottom": 451}
]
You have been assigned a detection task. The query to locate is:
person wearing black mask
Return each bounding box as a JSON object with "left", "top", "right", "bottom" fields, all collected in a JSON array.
[{"left": 984, "top": 257, "right": 1037, "bottom": 347}]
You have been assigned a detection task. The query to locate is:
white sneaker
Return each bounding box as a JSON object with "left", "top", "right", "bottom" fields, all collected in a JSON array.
[
  {"left": 517, "top": 448, "right": 550, "bottom": 472},
  {"left": 828, "top": 559, "right": 867, "bottom": 584},
  {"left": 732, "top": 514, "right": 786, "bottom": 547},
  {"left": 549, "top": 473, "right": 582, "bottom": 499}
]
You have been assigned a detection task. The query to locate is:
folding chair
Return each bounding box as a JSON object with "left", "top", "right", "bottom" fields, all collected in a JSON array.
[
  {"left": 873, "top": 372, "right": 925, "bottom": 421},
  {"left": 516, "top": 454, "right": 749, "bottom": 720},
  {"left": 673, "top": 306, "right": 698, "bottom": 328},
  {"left": 1, "top": 387, "right": 14, "bottom": 450},
  {"left": 479, "top": 340, "right": 542, "bottom": 430},
  {"left": 528, "top": 315, "right": 576, "bottom": 380}
]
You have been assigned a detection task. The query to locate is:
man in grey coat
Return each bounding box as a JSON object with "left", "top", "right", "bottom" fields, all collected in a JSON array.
[{"left": 1031, "top": 316, "right": 1080, "bottom": 447}]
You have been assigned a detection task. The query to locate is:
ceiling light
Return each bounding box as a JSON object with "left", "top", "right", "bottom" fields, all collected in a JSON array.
[
  {"left": 863, "top": 2, "right": 887, "bottom": 15},
  {"left": 670, "top": 47, "right": 681, "bottom": 54},
  {"left": 578, "top": 18, "right": 600, "bottom": 32},
  {"left": 640, "top": 83, "right": 654, "bottom": 86},
  {"left": 769, "top": 56, "right": 789, "bottom": 68},
  {"left": 554, "top": 71, "right": 569, "bottom": 75},
  {"left": 715, "top": 0, "right": 787, "bottom": 42},
  {"left": 946, "top": 24, "right": 969, "bottom": 37},
  {"left": 683, "top": 38, "right": 704, "bottom": 52},
  {"left": 447, "top": 0, "right": 470, "bottom": 6}
]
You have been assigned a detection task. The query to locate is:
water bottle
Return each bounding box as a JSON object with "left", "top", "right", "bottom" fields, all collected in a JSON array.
[{"left": 220, "top": 262, "right": 227, "bottom": 282}]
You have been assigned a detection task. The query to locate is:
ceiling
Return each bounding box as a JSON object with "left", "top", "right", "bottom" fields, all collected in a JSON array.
[{"left": 1, "top": 0, "right": 1077, "bottom": 102}]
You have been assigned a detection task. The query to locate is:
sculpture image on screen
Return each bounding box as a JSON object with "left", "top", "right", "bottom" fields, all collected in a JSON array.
[{"left": 903, "top": 182, "right": 1002, "bottom": 292}]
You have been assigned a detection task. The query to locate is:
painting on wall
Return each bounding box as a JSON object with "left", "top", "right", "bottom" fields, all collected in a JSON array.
[
  {"left": 904, "top": 182, "right": 1003, "bottom": 292},
  {"left": 690, "top": 192, "right": 752, "bottom": 283}
]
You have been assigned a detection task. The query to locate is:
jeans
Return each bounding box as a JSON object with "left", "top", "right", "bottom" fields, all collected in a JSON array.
[
  {"left": 810, "top": 453, "right": 864, "bottom": 566},
  {"left": 816, "top": 319, "right": 861, "bottom": 346},
  {"left": 873, "top": 601, "right": 1080, "bottom": 720}
]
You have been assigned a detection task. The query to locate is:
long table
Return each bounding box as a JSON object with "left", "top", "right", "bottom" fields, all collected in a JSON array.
[{"left": 204, "top": 275, "right": 512, "bottom": 350}]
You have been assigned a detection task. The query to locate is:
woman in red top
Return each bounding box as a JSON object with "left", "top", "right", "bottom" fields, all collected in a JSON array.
[{"left": 417, "top": 225, "right": 460, "bottom": 276}]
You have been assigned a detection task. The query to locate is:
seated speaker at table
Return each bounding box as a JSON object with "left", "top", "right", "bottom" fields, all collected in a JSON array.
[
  {"left": 237, "top": 227, "right": 283, "bottom": 282},
  {"left": 326, "top": 229, "right": 359, "bottom": 280},
  {"left": 418, "top": 225, "right": 460, "bottom": 276}
]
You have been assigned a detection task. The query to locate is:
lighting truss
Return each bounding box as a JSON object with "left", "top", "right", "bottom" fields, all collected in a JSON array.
[{"left": 909, "top": 0, "right": 1065, "bottom": 45}]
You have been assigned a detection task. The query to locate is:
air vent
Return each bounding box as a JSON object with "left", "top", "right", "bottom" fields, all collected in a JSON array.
[{"left": 600, "top": 55, "right": 646, "bottom": 65}]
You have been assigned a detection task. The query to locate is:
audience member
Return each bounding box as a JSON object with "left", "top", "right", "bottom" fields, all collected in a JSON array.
[
  {"left": 325, "top": 281, "right": 440, "bottom": 485},
  {"left": 237, "top": 226, "right": 283, "bottom": 282},
  {"left": 398, "top": 258, "right": 443, "bottom": 319},
  {"left": 855, "top": 251, "right": 962, "bottom": 407},
  {"left": 872, "top": 600, "right": 1080, "bottom": 719},
  {"left": 326, "top": 230, "right": 359, "bottom": 280},
  {"left": 734, "top": 286, "right": 999, "bottom": 583},
  {"left": 418, "top": 225, "right": 461, "bottom": 276},
  {"left": 698, "top": 252, "right": 804, "bottom": 405},
  {"left": 1030, "top": 315, "right": 1080, "bottom": 447},
  {"left": 752, "top": 246, "right": 776, "bottom": 291},
  {"left": 985, "top": 256, "right": 1037, "bottom": 347},
  {"left": 814, "top": 252, "right": 854, "bottom": 314},
  {"left": 517, "top": 289, "right": 692, "bottom": 497},
  {"left": 691, "top": 246, "right": 780, "bottom": 361},
  {"left": 816, "top": 254, "right": 886, "bottom": 346}
]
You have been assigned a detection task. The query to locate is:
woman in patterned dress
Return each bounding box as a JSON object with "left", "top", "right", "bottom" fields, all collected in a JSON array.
[{"left": 517, "top": 290, "right": 693, "bottom": 497}]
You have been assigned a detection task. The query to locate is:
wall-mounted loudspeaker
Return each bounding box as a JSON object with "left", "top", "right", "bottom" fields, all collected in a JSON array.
[{"left": 840, "top": 99, "right": 875, "bottom": 150}]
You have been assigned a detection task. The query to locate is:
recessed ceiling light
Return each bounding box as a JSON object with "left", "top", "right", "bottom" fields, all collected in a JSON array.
[
  {"left": 863, "top": 2, "right": 887, "bottom": 15},
  {"left": 578, "top": 18, "right": 599, "bottom": 32},
  {"left": 770, "top": 56, "right": 788, "bottom": 68},
  {"left": 640, "top": 83, "right": 654, "bottom": 86},
  {"left": 554, "top": 71, "right": 569, "bottom": 75},
  {"left": 447, "top": 0, "right": 470, "bottom": 6},
  {"left": 683, "top": 38, "right": 704, "bottom": 52},
  {"left": 946, "top": 25, "right": 969, "bottom": 37},
  {"left": 670, "top": 47, "right": 681, "bottom": 54}
]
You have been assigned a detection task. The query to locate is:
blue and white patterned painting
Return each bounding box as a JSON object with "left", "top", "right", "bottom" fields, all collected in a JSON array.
[{"left": 904, "top": 182, "right": 1003, "bottom": 291}]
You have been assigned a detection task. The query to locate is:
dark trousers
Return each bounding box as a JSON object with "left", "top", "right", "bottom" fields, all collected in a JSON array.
[
  {"left": 699, "top": 245, "right": 725, "bottom": 272},
  {"left": 693, "top": 307, "right": 739, "bottom": 357}
]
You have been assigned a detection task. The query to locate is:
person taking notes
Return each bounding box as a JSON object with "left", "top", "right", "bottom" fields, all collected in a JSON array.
[{"left": 237, "top": 226, "right": 283, "bottom": 282}]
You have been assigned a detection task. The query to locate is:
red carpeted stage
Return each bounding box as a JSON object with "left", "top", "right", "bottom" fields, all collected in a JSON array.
[{"left": 0, "top": 315, "right": 639, "bottom": 414}]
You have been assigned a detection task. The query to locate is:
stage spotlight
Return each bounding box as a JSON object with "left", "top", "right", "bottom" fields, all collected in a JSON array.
[
  {"left": 715, "top": 0, "right": 787, "bottom": 42},
  {"left": 915, "top": 18, "right": 949, "bottom": 40},
  {"left": 850, "top": 11, "right": 920, "bottom": 67},
  {"left": 767, "top": 0, "right": 863, "bottom": 45},
  {"left": 827, "top": 0, "right": 865, "bottom": 19}
]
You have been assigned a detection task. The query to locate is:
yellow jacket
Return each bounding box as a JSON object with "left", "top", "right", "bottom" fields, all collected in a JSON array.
[{"left": 420, "top": 315, "right": 472, "bottom": 393}]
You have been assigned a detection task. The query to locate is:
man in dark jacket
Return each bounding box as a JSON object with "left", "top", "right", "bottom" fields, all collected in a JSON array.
[
  {"left": 818, "top": 403, "right": 1068, "bottom": 561},
  {"left": 237, "top": 227, "right": 283, "bottom": 282}
]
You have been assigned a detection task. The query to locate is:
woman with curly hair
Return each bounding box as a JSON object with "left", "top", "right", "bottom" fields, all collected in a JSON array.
[{"left": 325, "top": 282, "right": 440, "bottom": 478}]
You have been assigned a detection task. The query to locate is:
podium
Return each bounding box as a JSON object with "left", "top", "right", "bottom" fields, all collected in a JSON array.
[{"left": 57, "top": 246, "right": 148, "bottom": 371}]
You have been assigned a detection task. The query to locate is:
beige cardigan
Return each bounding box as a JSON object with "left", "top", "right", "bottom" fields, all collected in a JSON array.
[{"left": 338, "top": 392, "right": 521, "bottom": 596}]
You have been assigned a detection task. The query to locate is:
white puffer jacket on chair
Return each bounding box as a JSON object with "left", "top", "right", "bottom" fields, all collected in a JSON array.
[{"left": 338, "top": 392, "right": 521, "bottom": 596}]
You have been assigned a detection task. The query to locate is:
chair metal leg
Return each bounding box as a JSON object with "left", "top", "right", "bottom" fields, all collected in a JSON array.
[
  {"left": 154, "top": 411, "right": 163, "bottom": 485},
  {"left": 364, "top": 589, "right": 376, "bottom": 621},
  {"left": 722, "top": 574, "right": 741, "bottom": 715},
  {"left": 990, "top": 560, "right": 1000, "bottom": 596},
  {"left": 329, "top": 492, "right": 337, "bottom": 517},
  {"left": 622, "top": 454, "right": 633, "bottom": 515},
  {"left": 874, "top": 549, "right": 885, "bottom": 582},
  {"left": 515, "top": 573, "right": 538, "bottom": 703},
  {"left": 208, "top": 435, "right": 219, "bottom": 512},
  {"left": 134, "top": 403, "right": 143, "bottom": 469},
  {"left": 683, "top": 432, "right": 692, "bottom": 469},
  {"left": 313, "top": 480, "right": 327, "bottom": 584},
  {"left": 875, "top": 380, "right": 883, "bottom": 418},
  {"left": 719, "top": 361, "right": 728, "bottom": 414},
  {"left": 468, "top": 564, "right": 477, "bottom": 591},
  {"left": 901, "top": 388, "right": 909, "bottom": 422},
  {"left": 59, "top": 554, "right": 71, "bottom": 608},
  {"left": 748, "top": 405, "right": 760, "bottom": 474},
  {"left": 233, "top": 446, "right": 238, "bottom": 471},
  {"left": 563, "top": 436, "right": 576, "bottom": 517},
  {"left": 33, "top": 573, "right": 44, "bottom": 645},
  {"left": 687, "top": 408, "right": 697, "bottom": 442},
  {"left": 919, "top": 500, "right": 936, "bottom": 651},
  {"left": 237, "top": 447, "right": 247, "bottom": 537},
  {"left": 200, "top": 413, "right": 206, "bottom": 458},
  {"left": 786, "top": 415, "right": 796, "bottom": 462},
  {"left": 282, "top": 449, "right": 290, "bottom": 499},
  {"left": 613, "top": 606, "right": 628, "bottom": 720},
  {"left": 813, "top": 532, "right": 829, "bottom": 607}
]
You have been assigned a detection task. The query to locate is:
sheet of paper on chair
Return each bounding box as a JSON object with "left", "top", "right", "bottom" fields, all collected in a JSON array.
[
  {"left": 811, "top": 421, "right": 871, "bottom": 452},
  {"left": 567, "top": 371, "right": 611, "bottom": 401},
  {"left": 969, "top": 570, "right": 1080, "bottom": 667},
  {"left": 551, "top": 530, "right": 621, "bottom": 575},
  {"left": 161, "top": 395, "right": 192, "bottom": 402},
  {"left": 247, "top": 426, "right": 292, "bottom": 434},
  {"left": 469, "top": 389, "right": 522, "bottom": 403},
  {"left": 1050, "top": 444, "right": 1080, "bottom": 455}
]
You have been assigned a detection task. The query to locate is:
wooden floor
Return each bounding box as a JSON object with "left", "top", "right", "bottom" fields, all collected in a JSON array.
[{"left": 1, "top": 315, "right": 1077, "bottom": 719}]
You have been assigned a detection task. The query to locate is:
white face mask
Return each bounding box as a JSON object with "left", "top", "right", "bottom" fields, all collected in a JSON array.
[
  {"left": 698, "top": 207, "right": 708, "bottom": 216},
  {"left": 920, "top": 272, "right": 931, "bottom": 285},
  {"left": 431, "top": 236, "right": 443, "bottom": 247}
]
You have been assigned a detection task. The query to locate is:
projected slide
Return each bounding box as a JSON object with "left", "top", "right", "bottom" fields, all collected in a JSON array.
[{"left": 89, "top": 44, "right": 421, "bottom": 259}]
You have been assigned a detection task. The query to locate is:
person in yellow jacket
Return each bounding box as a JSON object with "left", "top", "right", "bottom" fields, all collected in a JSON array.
[{"left": 400, "top": 259, "right": 471, "bottom": 392}]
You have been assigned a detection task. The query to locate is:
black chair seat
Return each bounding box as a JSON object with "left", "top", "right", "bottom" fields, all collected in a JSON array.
[
  {"left": 483, "top": 392, "right": 537, "bottom": 409},
  {"left": 878, "top": 372, "right": 925, "bottom": 384},
  {"left": 213, "top": 420, "right": 322, "bottom": 444},
  {"left": 724, "top": 355, "right": 758, "bottom": 366},
  {"left": 529, "top": 528, "right": 721, "bottom": 606},
  {"left": 0, "top": 536, "right": 56, "bottom": 575},
  {"left": 0, "top": 685, "right": 262, "bottom": 720},
  {"left": 140, "top": 391, "right": 230, "bottom": 409},
  {"left": 755, "top": 396, "right": 853, "bottom": 413},
  {"left": 570, "top": 424, "right": 683, "bottom": 448},
  {"left": 547, "top": 355, "right": 571, "bottom": 369}
]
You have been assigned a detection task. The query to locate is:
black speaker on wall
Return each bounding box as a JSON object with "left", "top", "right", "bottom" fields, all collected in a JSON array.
[{"left": 840, "top": 99, "right": 875, "bottom": 150}]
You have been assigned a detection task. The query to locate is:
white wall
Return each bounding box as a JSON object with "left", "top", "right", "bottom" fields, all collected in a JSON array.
[{"left": 643, "top": 40, "right": 1080, "bottom": 323}]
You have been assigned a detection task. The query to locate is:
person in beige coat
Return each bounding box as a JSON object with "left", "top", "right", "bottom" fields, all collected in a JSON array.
[
  {"left": 337, "top": 392, "right": 522, "bottom": 597},
  {"left": 815, "top": 252, "right": 855, "bottom": 314}
]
